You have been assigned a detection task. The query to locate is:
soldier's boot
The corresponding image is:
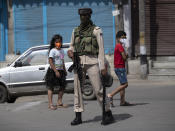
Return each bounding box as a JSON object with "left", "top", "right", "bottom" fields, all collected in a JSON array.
[
  {"left": 101, "top": 110, "right": 115, "bottom": 125},
  {"left": 71, "top": 112, "right": 82, "bottom": 126}
]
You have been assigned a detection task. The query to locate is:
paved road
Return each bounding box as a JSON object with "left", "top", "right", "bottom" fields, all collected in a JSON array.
[{"left": 0, "top": 79, "right": 175, "bottom": 131}]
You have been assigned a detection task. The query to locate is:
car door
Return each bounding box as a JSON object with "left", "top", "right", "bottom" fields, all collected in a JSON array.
[{"left": 9, "top": 48, "right": 49, "bottom": 93}]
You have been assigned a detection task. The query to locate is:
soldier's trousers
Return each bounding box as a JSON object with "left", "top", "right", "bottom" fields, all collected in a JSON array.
[{"left": 73, "top": 64, "right": 110, "bottom": 112}]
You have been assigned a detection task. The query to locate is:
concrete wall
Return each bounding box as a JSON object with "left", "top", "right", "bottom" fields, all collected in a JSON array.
[
  {"left": 105, "top": 55, "right": 141, "bottom": 80},
  {"left": 123, "top": 0, "right": 132, "bottom": 57}
]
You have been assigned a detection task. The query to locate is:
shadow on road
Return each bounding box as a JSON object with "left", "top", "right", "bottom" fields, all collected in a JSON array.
[
  {"left": 83, "top": 113, "right": 132, "bottom": 124},
  {"left": 114, "top": 113, "right": 133, "bottom": 121},
  {"left": 129, "top": 102, "right": 149, "bottom": 106},
  {"left": 111, "top": 102, "right": 150, "bottom": 107}
]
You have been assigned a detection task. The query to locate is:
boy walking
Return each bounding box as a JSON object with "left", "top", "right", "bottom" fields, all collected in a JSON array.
[{"left": 107, "top": 31, "right": 132, "bottom": 106}]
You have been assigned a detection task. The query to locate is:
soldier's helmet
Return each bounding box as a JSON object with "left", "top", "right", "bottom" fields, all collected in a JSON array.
[{"left": 78, "top": 8, "right": 92, "bottom": 15}]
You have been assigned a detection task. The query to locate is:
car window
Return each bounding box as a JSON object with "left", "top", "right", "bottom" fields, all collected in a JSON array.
[{"left": 21, "top": 49, "right": 48, "bottom": 66}]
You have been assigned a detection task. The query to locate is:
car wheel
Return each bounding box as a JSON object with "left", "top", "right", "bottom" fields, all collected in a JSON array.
[
  {"left": 0, "top": 85, "right": 8, "bottom": 103},
  {"left": 82, "top": 79, "right": 96, "bottom": 100},
  {"left": 7, "top": 96, "right": 17, "bottom": 103}
]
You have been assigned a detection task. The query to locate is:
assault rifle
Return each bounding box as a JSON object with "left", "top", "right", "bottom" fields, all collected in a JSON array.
[
  {"left": 68, "top": 52, "right": 83, "bottom": 88},
  {"left": 101, "top": 64, "right": 113, "bottom": 125},
  {"left": 101, "top": 74, "right": 107, "bottom": 125}
]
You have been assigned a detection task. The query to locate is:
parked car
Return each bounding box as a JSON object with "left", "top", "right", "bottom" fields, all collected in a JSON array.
[{"left": 0, "top": 43, "right": 97, "bottom": 103}]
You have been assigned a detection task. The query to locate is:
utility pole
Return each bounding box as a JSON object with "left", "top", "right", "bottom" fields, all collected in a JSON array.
[
  {"left": 112, "top": 0, "right": 124, "bottom": 32},
  {"left": 139, "top": 0, "right": 147, "bottom": 79},
  {"left": 7, "top": 0, "right": 14, "bottom": 54}
]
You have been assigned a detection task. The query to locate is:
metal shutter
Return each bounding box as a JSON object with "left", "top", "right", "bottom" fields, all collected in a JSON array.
[
  {"left": 145, "top": 0, "right": 175, "bottom": 56},
  {"left": 0, "top": 6, "right": 3, "bottom": 61},
  {"left": 0, "top": 0, "right": 7, "bottom": 61},
  {"left": 13, "top": 0, "right": 43, "bottom": 54},
  {"left": 46, "top": 0, "right": 113, "bottom": 54},
  {"left": 131, "top": 0, "right": 139, "bottom": 57}
]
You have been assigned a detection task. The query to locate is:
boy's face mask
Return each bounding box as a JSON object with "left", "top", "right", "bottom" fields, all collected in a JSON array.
[
  {"left": 55, "top": 42, "right": 62, "bottom": 49},
  {"left": 120, "top": 38, "right": 127, "bottom": 45}
]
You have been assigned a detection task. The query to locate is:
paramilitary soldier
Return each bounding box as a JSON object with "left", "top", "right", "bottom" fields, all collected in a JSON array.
[{"left": 67, "top": 8, "right": 115, "bottom": 126}]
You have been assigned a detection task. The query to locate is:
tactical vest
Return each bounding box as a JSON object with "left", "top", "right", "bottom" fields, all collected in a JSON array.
[{"left": 73, "top": 25, "right": 99, "bottom": 56}]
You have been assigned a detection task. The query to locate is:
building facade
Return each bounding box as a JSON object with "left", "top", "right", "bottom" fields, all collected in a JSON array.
[
  {"left": 1, "top": 0, "right": 175, "bottom": 79},
  {"left": 132, "top": 0, "right": 175, "bottom": 58},
  {"left": 1, "top": 0, "right": 115, "bottom": 61}
]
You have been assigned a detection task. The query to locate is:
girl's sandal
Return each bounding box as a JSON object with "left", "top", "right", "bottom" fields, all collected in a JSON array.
[{"left": 48, "top": 105, "right": 57, "bottom": 110}]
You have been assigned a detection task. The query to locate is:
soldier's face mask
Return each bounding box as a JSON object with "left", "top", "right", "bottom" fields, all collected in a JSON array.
[
  {"left": 80, "top": 14, "right": 90, "bottom": 25},
  {"left": 55, "top": 42, "right": 62, "bottom": 49}
]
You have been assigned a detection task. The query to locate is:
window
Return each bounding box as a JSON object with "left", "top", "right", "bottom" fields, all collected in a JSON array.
[{"left": 22, "top": 49, "right": 48, "bottom": 66}]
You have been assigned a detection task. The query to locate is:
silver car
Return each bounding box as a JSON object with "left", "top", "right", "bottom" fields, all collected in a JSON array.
[{"left": 0, "top": 43, "right": 96, "bottom": 103}]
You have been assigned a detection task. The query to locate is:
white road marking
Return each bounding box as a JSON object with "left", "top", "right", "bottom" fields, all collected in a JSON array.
[{"left": 12, "top": 101, "right": 43, "bottom": 112}]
